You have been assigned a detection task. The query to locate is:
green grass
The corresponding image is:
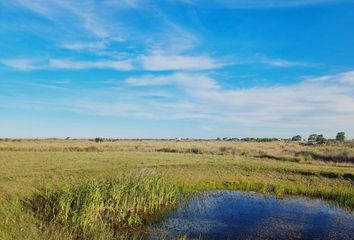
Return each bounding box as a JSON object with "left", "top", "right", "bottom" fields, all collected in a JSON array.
[
  {"left": 0, "top": 140, "right": 353, "bottom": 239},
  {"left": 26, "top": 172, "right": 179, "bottom": 239}
]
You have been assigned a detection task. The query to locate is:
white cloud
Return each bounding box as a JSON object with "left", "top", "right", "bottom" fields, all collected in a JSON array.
[
  {"left": 59, "top": 41, "right": 109, "bottom": 51},
  {"left": 125, "top": 73, "right": 220, "bottom": 90},
  {"left": 93, "top": 71, "right": 354, "bottom": 131},
  {"left": 11, "top": 0, "right": 126, "bottom": 51},
  {"left": 13, "top": 0, "right": 110, "bottom": 38},
  {"left": 0, "top": 58, "right": 134, "bottom": 71},
  {"left": 259, "top": 58, "right": 312, "bottom": 67},
  {"left": 1, "top": 54, "right": 224, "bottom": 71},
  {"left": 255, "top": 54, "right": 315, "bottom": 68},
  {"left": 146, "top": 23, "right": 200, "bottom": 54},
  {"left": 126, "top": 71, "right": 353, "bottom": 126},
  {"left": 183, "top": 0, "right": 348, "bottom": 9},
  {"left": 125, "top": 75, "right": 172, "bottom": 86},
  {"left": 339, "top": 71, "right": 354, "bottom": 85},
  {"left": 49, "top": 59, "right": 133, "bottom": 71},
  {"left": 140, "top": 53, "right": 224, "bottom": 71},
  {"left": 0, "top": 58, "right": 43, "bottom": 71},
  {"left": 304, "top": 70, "right": 354, "bottom": 85},
  {"left": 3, "top": 70, "right": 354, "bottom": 137},
  {"left": 30, "top": 83, "right": 66, "bottom": 90},
  {"left": 12, "top": 0, "right": 199, "bottom": 55}
]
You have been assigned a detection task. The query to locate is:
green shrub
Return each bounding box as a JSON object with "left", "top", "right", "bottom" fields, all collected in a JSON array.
[
  {"left": 94, "top": 138, "right": 104, "bottom": 143},
  {"left": 336, "top": 132, "right": 346, "bottom": 141},
  {"left": 291, "top": 135, "right": 302, "bottom": 141}
]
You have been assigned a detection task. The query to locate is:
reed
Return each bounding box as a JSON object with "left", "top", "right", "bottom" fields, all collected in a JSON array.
[{"left": 27, "top": 172, "right": 180, "bottom": 239}]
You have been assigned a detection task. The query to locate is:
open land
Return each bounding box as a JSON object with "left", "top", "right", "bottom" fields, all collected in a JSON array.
[{"left": 0, "top": 139, "right": 353, "bottom": 239}]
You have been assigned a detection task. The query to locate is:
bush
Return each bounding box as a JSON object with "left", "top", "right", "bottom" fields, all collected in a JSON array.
[
  {"left": 336, "top": 132, "right": 345, "bottom": 141},
  {"left": 308, "top": 134, "right": 318, "bottom": 142},
  {"left": 316, "top": 134, "right": 326, "bottom": 144},
  {"left": 94, "top": 137, "right": 104, "bottom": 143},
  {"left": 291, "top": 135, "right": 302, "bottom": 141}
]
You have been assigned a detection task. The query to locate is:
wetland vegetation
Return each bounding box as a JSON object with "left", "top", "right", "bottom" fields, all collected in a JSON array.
[{"left": 0, "top": 139, "right": 353, "bottom": 239}]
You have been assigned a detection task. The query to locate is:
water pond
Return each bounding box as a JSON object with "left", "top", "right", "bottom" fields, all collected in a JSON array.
[{"left": 149, "top": 191, "right": 354, "bottom": 239}]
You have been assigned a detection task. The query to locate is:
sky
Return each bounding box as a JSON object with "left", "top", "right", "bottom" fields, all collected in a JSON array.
[{"left": 0, "top": 0, "right": 354, "bottom": 139}]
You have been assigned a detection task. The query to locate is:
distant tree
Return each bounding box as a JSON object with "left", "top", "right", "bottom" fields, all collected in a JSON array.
[
  {"left": 336, "top": 132, "right": 346, "bottom": 141},
  {"left": 316, "top": 134, "right": 326, "bottom": 144},
  {"left": 216, "top": 137, "right": 221, "bottom": 141},
  {"left": 308, "top": 134, "right": 318, "bottom": 142},
  {"left": 228, "top": 138, "right": 239, "bottom": 141},
  {"left": 95, "top": 137, "right": 104, "bottom": 143},
  {"left": 241, "top": 138, "right": 251, "bottom": 141},
  {"left": 292, "top": 135, "right": 302, "bottom": 141}
]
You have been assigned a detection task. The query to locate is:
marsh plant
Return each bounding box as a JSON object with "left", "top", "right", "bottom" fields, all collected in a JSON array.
[
  {"left": 1, "top": 140, "right": 353, "bottom": 239},
  {"left": 27, "top": 171, "right": 180, "bottom": 238}
]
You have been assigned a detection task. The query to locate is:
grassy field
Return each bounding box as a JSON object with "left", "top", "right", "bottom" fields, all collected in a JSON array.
[{"left": 0, "top": 139, "right": 353, "bottom": 239}]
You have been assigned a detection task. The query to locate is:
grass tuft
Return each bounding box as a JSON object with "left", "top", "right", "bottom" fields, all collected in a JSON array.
[{"left": 26, "top": 172, "right": 180, "bottom": 238}]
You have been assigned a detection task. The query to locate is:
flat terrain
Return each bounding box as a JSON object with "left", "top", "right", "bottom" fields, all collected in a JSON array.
[{"left": 0, "top": 140, "right": 353, "bottom": 239}]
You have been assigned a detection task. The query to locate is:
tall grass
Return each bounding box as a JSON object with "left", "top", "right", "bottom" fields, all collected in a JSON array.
[{"left": 27, "top": 172, "right": 180, "bottom": 238}]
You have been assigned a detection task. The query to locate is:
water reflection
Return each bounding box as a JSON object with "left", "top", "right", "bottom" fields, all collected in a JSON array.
[{"left": 150, "top": 191, "right": 354, "bottom": 239}]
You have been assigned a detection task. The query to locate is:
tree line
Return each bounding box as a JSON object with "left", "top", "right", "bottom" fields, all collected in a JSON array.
[
  {"left": 291, "top": 132, "right": 346, "bottom": 143},
  {"left": 90, "top": 132, "right": 347, "bottom": 143}
]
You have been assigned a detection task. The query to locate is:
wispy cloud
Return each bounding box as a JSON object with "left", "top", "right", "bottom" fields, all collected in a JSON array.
[
  {"left": 59, "top": 41, "right": 110, "bottom": 51},
  {"left": 10, "top": 0, "right": 206, "bottom": 62},
  {"left": 12, "top": 0, "right": 121, "bottom": 39},
  {"left": 140, "top": 53, "right": 224, "bottom": 71},
  {"left": 125, "top": 75, "right": 173, "bottom": 86},
  {"left": 258, "top": 58, "right": 313, "bottom": 68},
  {"left": 1, "top": 53, "right": 225, "bottom": 72},
  {"left": 125, "top": 73, "right": 220, "bottom": 90},
  {"left": 146, "top": 23, "right": 200, "bottom": 54},
  {"left": 252, "top": 54, "right": 316, "bottom": 68},
  {"left": 12, "top": 70, "right": 354, "bottom": 122},
  {"left": 0, "top": 58, "right": 134, "bottom": 71},
  {"left": 93, "top": 71, "right": 354, "bottom": 130},
  {"left": 2, "top": 0, "right": 353, "bottom": 138},
  {"left": 3, "top": 70, "right": 354, "bottom": 137},
  {"left": 182, "top": 0, "right": 351, "bottom": 9},
  {"left": 49, "top": 59, "right": 134, "bottom": 71},
  {"left": 9, "top": 0, "right": 314, "bottom": 72},
  {"left": 305, "top": 70, "right": 354, "bottom": 85},
  {"left": 0, "top": 58, "right": 43, "bottom": 71},
  {"left": 29, "top": 83, "right": 67, "bottom": 90}
]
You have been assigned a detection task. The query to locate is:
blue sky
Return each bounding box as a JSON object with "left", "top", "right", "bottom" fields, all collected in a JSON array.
[{"left": 1, "top": 0, "right": 354, "bottom": 139}]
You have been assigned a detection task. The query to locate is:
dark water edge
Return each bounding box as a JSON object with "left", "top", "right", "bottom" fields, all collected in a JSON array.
[{"left": 147, "top": 190, "right": 354, "bottom": 240}]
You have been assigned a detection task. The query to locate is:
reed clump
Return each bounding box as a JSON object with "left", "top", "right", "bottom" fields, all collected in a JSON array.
[{"left": 27, "top": 172, "right": 180, "bottom": 238}]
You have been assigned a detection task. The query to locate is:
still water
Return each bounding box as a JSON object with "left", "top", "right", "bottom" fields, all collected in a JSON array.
[{"left": 149, "top": 191, "right": 354, "bottom": 239}]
